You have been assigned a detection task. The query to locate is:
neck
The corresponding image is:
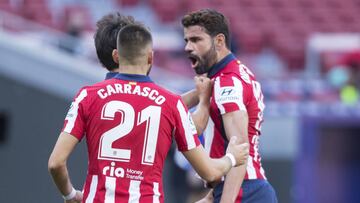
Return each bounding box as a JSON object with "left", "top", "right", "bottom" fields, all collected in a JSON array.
[
  {"left": 118, "top": 65, "right": 148, "bottom": 75},
  {"left": 111, "top": 68, "right": 120, "bottom": 73},
  {"left": 216, "top": 49, "right": 231, "bottom": 64}
]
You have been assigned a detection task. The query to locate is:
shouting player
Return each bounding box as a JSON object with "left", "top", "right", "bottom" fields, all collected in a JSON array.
[
  {"left": 48, "top": 24, "right": 249, "bottom": 202},
  {"left": 182, "top": 9, "right": 278, "bottom": 203},
  {"left": 94, "top": 12, "right": 208, "bottom": 133}
]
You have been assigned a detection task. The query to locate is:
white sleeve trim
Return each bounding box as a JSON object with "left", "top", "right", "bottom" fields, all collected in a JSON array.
[
  {"left": 176, "top": 100, "right": 196, "bottom": 150},
  {"left": 63, "top": 89, "right": 88, "bottom": 133}
]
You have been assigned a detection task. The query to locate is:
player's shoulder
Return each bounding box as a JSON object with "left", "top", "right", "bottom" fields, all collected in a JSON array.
[
  {"left": 73, "top": 79, "right": 114, "bottom": 99},
  {"left": 218, "top": 60, "right": 256, "bottom": 86},
  {"left": 86, "top": 79, "right": 116, "bottom": 91},
  {"left": 151, "top": 83, "right": 181, "bottom": 101}
]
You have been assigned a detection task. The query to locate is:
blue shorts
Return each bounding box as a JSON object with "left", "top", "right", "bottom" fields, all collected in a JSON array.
[{"left": 213, "top": 179, "right": 278, "bottom": 203}]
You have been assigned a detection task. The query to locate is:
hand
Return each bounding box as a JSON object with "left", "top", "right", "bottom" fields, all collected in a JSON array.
[
  {"left": 226, "top": 136, "right": 249, "bottom": 167},
  {"left": 194, "top": 190, "right": 213, "bottom": 203},
  {"left": 194, "top": 75, "right": 212, "bottom": 104},
  {"left": 64, "top": 190, "right": 83, "bottom": 203}
]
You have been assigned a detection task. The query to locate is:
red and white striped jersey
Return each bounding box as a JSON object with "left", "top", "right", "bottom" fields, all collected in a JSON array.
[
  {"left": 62, "top": 73, "right": 200, "bottom": 203},
  {"left": 205, "top": 53, "right": 267, "bottom": 180}
]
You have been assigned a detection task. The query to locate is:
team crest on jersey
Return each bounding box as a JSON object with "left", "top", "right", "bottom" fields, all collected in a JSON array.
[{"left": 216, "top": 87, "right": 239, "bottom": 104}]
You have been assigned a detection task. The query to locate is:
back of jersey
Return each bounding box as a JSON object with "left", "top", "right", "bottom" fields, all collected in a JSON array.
[{"left": 62, "top": 74, "right": 199, "bottom": 203}]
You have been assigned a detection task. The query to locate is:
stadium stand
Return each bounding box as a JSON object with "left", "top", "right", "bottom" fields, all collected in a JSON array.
[{"left": 1, "top": 0, "right": 359, "bottom": 71}]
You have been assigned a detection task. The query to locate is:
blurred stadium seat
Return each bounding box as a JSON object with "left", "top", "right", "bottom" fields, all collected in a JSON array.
[
  {"left": 116, "top": 0, "right": 140, "bottom": 7},
  {"left": 0, "top": 0, "right": 13, "bottom": 13},
  {"left": 0, "top": 0, "right": 358, "bottom": 71}
]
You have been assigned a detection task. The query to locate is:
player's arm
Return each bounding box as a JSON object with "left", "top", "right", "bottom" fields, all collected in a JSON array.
[
  {"left": 181, "top": 76, "right": 211, "bottom": 135},
  {"left": 220, "top": 110, "right": 249, "bottom": 203},
  {"left": 181, "top": 89, "right": 198, "bottom": 109},
  {"left": 182, "top": 136, "right": 249, "bottom": 183},
  {"left": 190, "top": 76, "right": 211, "bottom": 135},
  {"left": 48, "top": 132, "right": 83, "bottom": 202}
]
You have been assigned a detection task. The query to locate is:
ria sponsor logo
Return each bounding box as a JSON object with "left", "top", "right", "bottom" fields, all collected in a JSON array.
[{"left": 102, "top": 162, "right": 125, "bottom": 178}]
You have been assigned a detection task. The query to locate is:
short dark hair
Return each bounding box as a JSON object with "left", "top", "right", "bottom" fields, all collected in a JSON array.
[
  {"left": 94, "top": 13, "right": 142, "bottom": 71},
  {"left": 117, "top": 24, "right": 152, "bottom": 65},
  {"left": 181, "top": 9, "right": 231, "bottom": 49}
]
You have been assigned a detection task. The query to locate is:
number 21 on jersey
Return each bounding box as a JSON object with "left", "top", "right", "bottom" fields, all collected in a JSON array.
[{"left": 98, "top": 101, "right": 161, "bottom": 166}]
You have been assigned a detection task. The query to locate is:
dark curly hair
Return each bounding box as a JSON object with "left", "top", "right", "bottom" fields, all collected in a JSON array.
[
  {"left": 181, "top": 9, "right": 231, "bottom": 49},
  {"left": 94, "top": 12, "right": 143, "bottom": 71}
]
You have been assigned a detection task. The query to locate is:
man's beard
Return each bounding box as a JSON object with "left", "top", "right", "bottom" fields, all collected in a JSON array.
[{"left": 193, "top": 43, "right": 217, "bottom": 75}]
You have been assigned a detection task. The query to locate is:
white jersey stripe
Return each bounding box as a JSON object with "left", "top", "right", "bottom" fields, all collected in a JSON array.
[
  {"left": 85, "top": 175, "right": 98, "bottom": 203},
  {"left": 128, "top": 180, "right": 141, "bottom": 203},
  {"left": 104, "top": 177, "right": 116, "bottom": 203},
  {"left": 260, "top": 166, "right": 267, "bottom": 180},
  {"left": 64, "top": 89, "right": 87, "bottom": 133},
  {"left": 204, "top": 118, "right": 215, "bottom": 154},
  {"left": 176, "top": 100, "right": 196, "bottom": 150},
  {"left": 153, "top": 182, "right": 160, "bottom": 203},
  {"left": 246, "top": 156, "right": 257, "bottom": 179},
  {"left": 214, "top": 77, "right": 226, "bottom": 114},
  {"left": 232, "top": 77, "right": 246, "bottom": 111}
]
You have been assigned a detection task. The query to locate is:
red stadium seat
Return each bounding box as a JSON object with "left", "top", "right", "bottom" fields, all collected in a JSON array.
[
  {"left": 237, "top": 0, "right": 255, "bottom": 7},
  {"left": 152, "top": 4, "right": 180, "bottom": 23},
  {"left": 149, "top": 0, "right": 186, "bottom": 23},
  {"left": 60, "top": 5, "right": 93, "bottom": 31},
  {"left": 183, "top": 0, "right": 213, "bottom": 12},
  {"left": 296, "top": 0, "right": 322, "bottom": 8},
  {"left": 268, "top": 0, "right": 298, "bottom": 8},
  {"left": 275, "top": 8, "right": 308, "bottom": 24},
  {"left": 19, "top": 3, "right": 53, "bottom": 27},
  {"left": 276, "top": 41, "right": 306, "bottom": 71},
  {"left": 233, "top": 27, "right": 265, "bottom": 54},
  {"left": 22, "top": 0, "right": 46, "bottom": 5},
  {"left": 0, "top": 0, "right": 13, "bottom": 13},
  {"left": 116, "top": 0, "right": 140, "bottom": 7}
]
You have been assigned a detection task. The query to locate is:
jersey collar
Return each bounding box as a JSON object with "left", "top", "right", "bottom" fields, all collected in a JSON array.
[
  {"left": 105, "top": 72, "right": 118, "bottom": 80},
  {"left": 208, "top": 53, "right": 236, "bottom": 78},
  {"left": 113, "top": 73, "right": 153, "bottom": 83}
]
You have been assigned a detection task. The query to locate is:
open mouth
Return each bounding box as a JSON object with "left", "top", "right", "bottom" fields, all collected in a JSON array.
[{"left": 188, "top": 55, "right": 199, "bottom": 68}]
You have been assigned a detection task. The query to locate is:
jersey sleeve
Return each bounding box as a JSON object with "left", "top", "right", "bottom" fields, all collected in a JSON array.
[
  {"left": 172, "top": 99, "right": 200, "bottom": 151},
  {"left": 62, "top": 88, "right": 88, "bottom": 141},
  {"left": 213, "top": 75, "right": 248, "bottom": 114}
]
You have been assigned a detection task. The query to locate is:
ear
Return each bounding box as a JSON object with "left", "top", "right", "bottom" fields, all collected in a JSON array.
[
  {"left": 148, "top": 50, "right": 153, "bottom": 65},
  {"left": 112, "top": 49, "right": 119, "bottom": 64},
  {"left": 215, "top": 33, "right": 226, "bottom": 48}
]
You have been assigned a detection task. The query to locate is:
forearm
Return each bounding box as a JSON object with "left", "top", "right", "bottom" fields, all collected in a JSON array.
[
  {"left": 181, "top": 89, "right": 199, "bottom": 108},
  {"left": 49, "top": 163, "right": 74, "bottom": 196},
  {"left": 192, "top": 99, "right": 210, "bottom": 135},
  {"left": 221, "top": 111, "right": 249, "bottom": 202},
  {"left": 196, "top": 156, "right": 231, "bottom": 183},
  {"left": 207, "top": 156, "right": 233, "bottom": 182},
  {"left": 184, "top": 147, "right": 233, "bottom": 183},
  {"left": 220, "top": 163, "right": 247, "bottom": 203}
]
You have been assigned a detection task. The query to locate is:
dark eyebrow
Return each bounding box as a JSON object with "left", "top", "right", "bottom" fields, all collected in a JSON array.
[{"left": 185, "top": 36, "right": 201, "bottom": 42}]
